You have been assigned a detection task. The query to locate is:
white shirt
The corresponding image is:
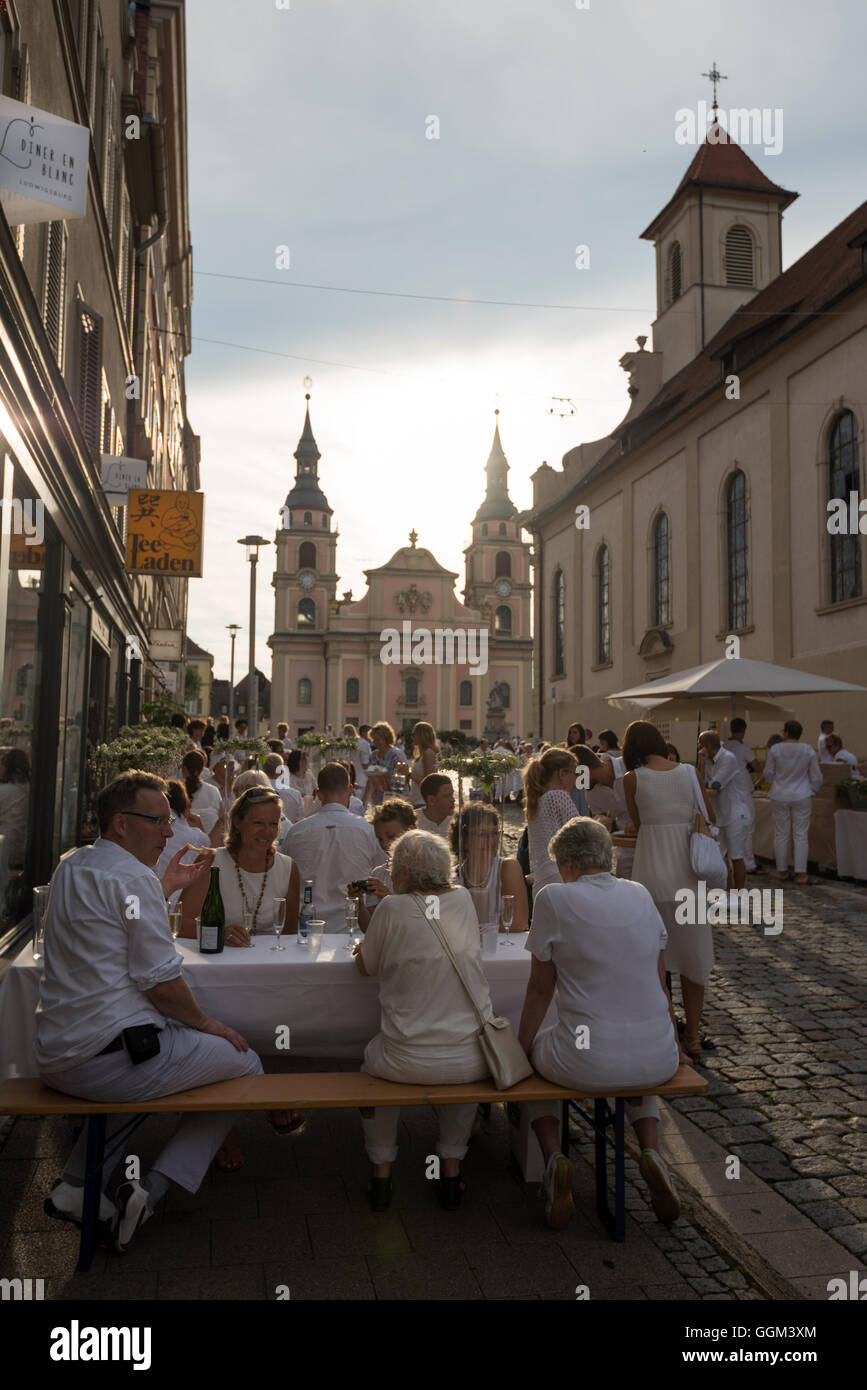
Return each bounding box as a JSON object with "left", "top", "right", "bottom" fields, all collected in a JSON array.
[
  {"left": 528, "top": 790, "right": 577, "bottom": 892},
  {"left": 828, "top": 748, "right": 861, "bottom": 776},
  {"left": 310, "top": 794, "right": 365, "bottom": 817},
  {"left": 417, "top": 809, "right": 452, "bottom": 839},
  {"left": 283, "top": 802, "right": 381, "bottom": 928},
  {"left": 723, "top": 738, "right": 756, "bottom": 799},
  {"left": 818, "top": 732, "right": 832, "bottom": 760},
  {"left": 360, "top": 888, "right": 493, "bottom": 1064},
  {"left": 705, "top": 747, "right": 751, "bottom": 825},
  {"left": 155, "top": 816, "right": 211, "bottom": 887},
  {"left": 526, "top": 874, "right": 677, "bottom": 1087},
  {"left": 35, "top": 839, "right": 182, "bottom": 1073},
  {"left": 764, "top": 741, "right": 823, "bottom": 802},
  {"left": 188, "top": 780, "right": 222, "bottom": 834},
  {"left": 269, "top": 778, "right": 305, "bottom": 824},
  {"left": 353, "top": 737, "right": 371, "bottom": 790}
]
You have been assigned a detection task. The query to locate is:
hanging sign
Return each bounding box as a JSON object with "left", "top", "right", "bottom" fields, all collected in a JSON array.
[
  {"left": 100, "top": 455, "right": 148, "bottom": 507},
  {"left": 0, "top": 95, "right": 89, "bottom": 223},
  {"left": 126, "top": 490, "right": 204, "bottom": 576}
]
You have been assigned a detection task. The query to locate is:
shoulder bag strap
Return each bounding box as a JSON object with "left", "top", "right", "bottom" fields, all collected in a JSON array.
[{"left": 410, "top": 893, "right": 488, "bottom": 1031}]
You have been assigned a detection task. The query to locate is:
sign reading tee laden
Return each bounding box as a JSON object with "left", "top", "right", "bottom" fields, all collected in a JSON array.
[{"left": 126, "top": 490, "right": 204, "bottom": 576}]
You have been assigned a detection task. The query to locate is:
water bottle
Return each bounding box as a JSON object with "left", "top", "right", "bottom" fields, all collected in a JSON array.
[{"left": 298, "top": 879, "right": 314, "bottom": 945}]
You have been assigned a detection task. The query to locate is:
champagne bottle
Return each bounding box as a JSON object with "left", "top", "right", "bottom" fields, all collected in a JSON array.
[
  {"left": 298, "top": 879, "right": 314, "bottom": 945},
  {"left": 199, "top": 866, "right": 225, "bottom": 954}
]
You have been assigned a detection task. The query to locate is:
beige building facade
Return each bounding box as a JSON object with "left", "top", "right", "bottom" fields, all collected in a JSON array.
[{"left": 526, "top": 126, "right": 867, "bottom": 749}]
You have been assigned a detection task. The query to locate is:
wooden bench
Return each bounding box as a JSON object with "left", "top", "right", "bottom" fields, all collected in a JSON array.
[{"left": 0, "top": 1065, "right": 708, "bottom": 1269}]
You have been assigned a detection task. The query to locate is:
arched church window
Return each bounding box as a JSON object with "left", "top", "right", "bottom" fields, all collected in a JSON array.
[
  {"left": 725, "top": 471, "right": 750, "bottom": 629},
  {"left": 298, "top": 541, "right": 316, "bottom": 570},
  {"left": 459, "top": 680, "right": 472, "bottom": 706},
  {"left": 303, "top": 511, "right": 312, "bottom": 526},
  {"left": 298, "top": 678, "right": 312, "bottom": 706},
  {"left": 495, "top": 551, "right": 511, "bottom": 577},
  {"left": 669, "top": 241, "right": 682, "bottom": 303},
  {"left": 345, "top": 676, "right": 360, "bottom": 704},
  {"left": 321, "top": 513, "right": 328, "bottom": 527},
  {"left": 499, "top": 522, "right": 506, "bottom": 536},
  {"left": 652, "top": 512, "right": 671, "bottom": 627},
  {"left": 725, "top": 225, "right": 754, "bottom": 287},
  {"left": 494, "top": 605, "right": 512, "bottom": 634},
  {"left": 297, "top": 597, "right": 315, "bottom": 627},
  {"left": 404, "top": 675, "right": 419, "bottom": 706},
  {"left": 595, "top": 545, "right": 611, "bottom": 664},
  {"left": 482, "top": 524, "right": 488, "bottom": 537},
  {"left": 553, "top": 570, "right": 565, "bottom": 676},
  {"left": 829, "top": 412, "right": 861, "bottom": 603}
]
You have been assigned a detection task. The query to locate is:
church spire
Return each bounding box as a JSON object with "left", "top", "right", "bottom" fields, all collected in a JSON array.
[
  {"left": 472, "top": 410, "right": 518, "bottom": 522},
  {"left": 283, "top": 393, "right": 332, "bottom": 514}
]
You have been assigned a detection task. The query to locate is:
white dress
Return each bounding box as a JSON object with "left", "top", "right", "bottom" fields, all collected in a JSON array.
[
  {"left": 211, "top": 847, "right": 294, "bottom": 934},
  {"left": 188, "top": 780, "right": 222, "bottom": 834},
  {"left": 527, "top": 789, "right": 577, "bottom": 892},
  {"left": 454, "top": 854, "right": 507, "bottom": 928},
  {"left": 631, "top": 763, "right": 714, "bottom": 986}
]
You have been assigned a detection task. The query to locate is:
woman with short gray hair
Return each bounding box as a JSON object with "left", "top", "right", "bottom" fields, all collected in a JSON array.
[
  {"left": 355, "top": 830, "right": 494, "bottom": 1213},
  {"left": 518, "top": 817, "right": 686, "bottom": 1231}
]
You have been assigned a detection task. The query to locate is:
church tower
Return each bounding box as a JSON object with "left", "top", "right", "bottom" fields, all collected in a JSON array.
[
  {"left": 463, "top": 414, "right": 533, "bottom": 734},
  {"left": 268, "top": 395, "right": 338, "bottom": 729},
  {"left": 640, "top": 123, "right": 797, "bottom": 382}
]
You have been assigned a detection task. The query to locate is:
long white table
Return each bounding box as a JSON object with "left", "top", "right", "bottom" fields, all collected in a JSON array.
[{"left": 0, "top": 932, "right": 545, "bottom": 1081}]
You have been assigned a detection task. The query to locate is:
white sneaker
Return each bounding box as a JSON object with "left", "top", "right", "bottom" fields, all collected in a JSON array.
[
  {"left": 639, "top": 1148, "right": 681, "bottom": 1224},
  {"left": 114, "top": 1179, "right": 152, "bottom": 1252},
  {"left": 44, "top": 1179, "right": 117, "bottom": 1231},
  {"left": 541, "top": 1152, "right": 575, "bottom": 1230}
]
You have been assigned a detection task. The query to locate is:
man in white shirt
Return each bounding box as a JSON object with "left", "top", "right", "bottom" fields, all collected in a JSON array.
[
  {"left": 417, "top": 774, "right": 456, "bottom": 838},
  {"left": 698, "top": 731, "right": 752, "bottom": 889},
  {"left": 264, "top": 753, "right": 305, "bottom": 822},
  {"left": 824, "top": 734, "right": 862, "bottom": 777},
  {"left": 276, "top": 721, "right": 294, "bottom": 753},
  {"left": 283, "top": 762, "right": 381, "bottom": 928},
  {"left": 36, "top": 772, "right": 263, "bottom": 1252},
  {"left": 723, "top": 718, "right": 761, "bottom": 874},
  {"left": 762, "top": 720, "right": 823, "bottom": 883},
  {"left": 354, "top": 724, "right": 372, "bottom": 795},
  {"left": 818, "top": 720, "right": 834, "bottom": 761}
]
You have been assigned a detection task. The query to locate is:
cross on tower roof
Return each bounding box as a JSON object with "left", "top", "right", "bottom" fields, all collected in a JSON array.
[{"left": 701, "top": 61, "right": 728, "bottom": 117}]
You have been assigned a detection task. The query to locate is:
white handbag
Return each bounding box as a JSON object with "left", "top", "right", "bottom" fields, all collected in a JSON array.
[{"left": 686, "top": 765, "right": 729, "bottom": 889}]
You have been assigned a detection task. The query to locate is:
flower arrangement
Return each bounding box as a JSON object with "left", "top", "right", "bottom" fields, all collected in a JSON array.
[
  {"left": 440, "top": 751, "right": 522, "bottom": 798},
  {"left": 837, "top": 778, "right": 867, "bottom": 810},
  {"left": 298, "top": 733, "right": 359, "bottom": 757},
  {"left": 91, "top": 725, "right": 190, "bottom": 782},
  {"left": 214, "top": 737, "right": 270, "bottom": 759}
]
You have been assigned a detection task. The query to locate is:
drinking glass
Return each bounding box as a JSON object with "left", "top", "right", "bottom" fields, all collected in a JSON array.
[
  {"left": 32, "top": 885, "right": 50, "bottom": 960},
  {"left": 501, "top": 894, "right": 516, "bottom": 946},
  {"left": 344, "top": 895, "right": 359, "bottom": 951},
  {"left": 169, "top": 908, "right": 183, "bottom": 940},
  {"left": 271, "top": 897, "right": 286, "bottom": 951},
  {"left": 243, "top": 910, "right": 254, "bottom": 944}
]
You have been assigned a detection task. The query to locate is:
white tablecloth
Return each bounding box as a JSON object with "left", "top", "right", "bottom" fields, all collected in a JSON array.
[
  {"left": 834, "top": 810, "right": 867, "bottom": 879},
  {"left": 0, "top": 933, "right": 546, "bottom": 1080}
]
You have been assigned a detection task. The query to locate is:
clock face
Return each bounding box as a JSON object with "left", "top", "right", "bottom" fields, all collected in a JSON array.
[
  {"left": 495, "top": 579, "right": 511, "bottom": 598},
  {"left": 299, "top": 571, "right": 314, "bottom": 590}
]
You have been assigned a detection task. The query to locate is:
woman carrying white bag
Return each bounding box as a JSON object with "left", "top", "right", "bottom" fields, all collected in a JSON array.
[{"left": 623, "top": 720, "right": 718, "bottom": 1065}]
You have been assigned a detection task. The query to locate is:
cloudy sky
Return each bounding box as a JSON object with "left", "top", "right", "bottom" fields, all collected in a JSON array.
[{"left": 184, "top": 0, "right": 866, "bottom": 683}]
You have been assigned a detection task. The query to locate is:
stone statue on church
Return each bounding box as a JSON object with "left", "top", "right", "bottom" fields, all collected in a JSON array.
[{"left": 488, "top": 680, "right": 509, "bottom": 710}]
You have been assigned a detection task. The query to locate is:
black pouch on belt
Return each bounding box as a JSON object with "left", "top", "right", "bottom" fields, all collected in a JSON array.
[{"left": 122, "top": 1024, "right": 161, "bottom": 1065}]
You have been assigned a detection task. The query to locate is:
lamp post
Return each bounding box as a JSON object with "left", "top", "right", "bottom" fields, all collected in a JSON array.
[
  {"left": 226, "top": 624, "right": 241, "bottom": 729},
  {"left": 237, "top": 536, "right": 270, "bottom": 737}
]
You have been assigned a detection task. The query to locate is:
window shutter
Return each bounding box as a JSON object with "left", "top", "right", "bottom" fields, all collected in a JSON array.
[
  {"left": 725, "top": 226, "right": 754, "bottom": 287},
  {"left": 670, "top": 243, "right": 682, "bottom": 302},
  {"left": 102, "top": 70, "right": 118, "bottom": 243},
  {"left": 118, "top": 181, "right": 132, "bottom": 318},
  {"left": 76, "top": 304, "right": 104, "bottom": 456},
  {"left": 42, "top": 222, "right": 68, "bottom": 370}
]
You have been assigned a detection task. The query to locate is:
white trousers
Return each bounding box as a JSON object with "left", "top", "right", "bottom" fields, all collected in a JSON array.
[
  {"left": 526, "top": 1095, "right": 659, "bottom": 1125},
  {"left": 44, "top": 1020, "right": 264, "bottom": 1193},
  {"left": 360, "top": 1033, "right": 488, "bottom": 1164},
  {"left": 771, "top": 797, "right": 812, "bottom": 874}
]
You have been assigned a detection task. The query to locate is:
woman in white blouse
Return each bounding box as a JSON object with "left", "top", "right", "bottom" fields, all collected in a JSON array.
[
  {"left": 180, "top": 785, "right": 302, "bottom": 1168},
  {"left": 450, "top": 802, "right": 527, "bottom": 933},
  {"left": 763, "top": 720, "right": 824, "bottom": 884},
  {"left": 182, "top": 750, "right": 223, "bottom": 843},
  {"left": 519, "top": 818, "right": 686, "bottom": 1230},
  {"left": 154, "top": 781, "right": 212, "bottom": 897},
  {"left": 355, "top": 830, "right": 494, "bottom": 1213},
  {"left": 523, "top": 747, "right": 582, "bottom": 894}
]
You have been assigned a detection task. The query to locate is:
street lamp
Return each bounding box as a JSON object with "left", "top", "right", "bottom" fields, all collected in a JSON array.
[
  {"left": 226, "top": 624, "right": 241, "bottom": 729},
  {"left": 237, "top": 535, "right": 270, "bottom": 737}
]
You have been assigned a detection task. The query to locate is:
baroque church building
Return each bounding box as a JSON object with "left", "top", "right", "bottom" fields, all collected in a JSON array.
[
  {"left": 268, "top": 403, "right": 533, "bottom": 739},
  {"left": 526, "top": 124, "right": 867, "bottom": 743}
]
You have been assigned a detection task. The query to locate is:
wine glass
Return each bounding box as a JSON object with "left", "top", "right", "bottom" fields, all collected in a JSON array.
[
  {"left": 501, "top": 894, "right": 515, "bottom": 946},
  {"left": 169, "top": 908, "right": 182, "bottom": 941},
  {"left": 271, "top": 897, "right": 286, "bottom": 951},
  {"left": 243, "top": 910, "right": 254, "bottom": 945},
  {"left": 344, "top": 894, "right": 359, "bottom": 951}
]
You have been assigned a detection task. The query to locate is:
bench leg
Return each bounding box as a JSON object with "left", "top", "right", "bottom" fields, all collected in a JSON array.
[
  {"left": 77, "top": 1114, "right": 106, "bottom": 1273},
  {"left": 613, "top": 1099, "right": 626, "bottom": 1243},
  {"left": 593, "top": 1098, "right": 610, "bottom": 1235},
  {"left": 560, "top": 1099, "right": 570, "bottom": 1158}
]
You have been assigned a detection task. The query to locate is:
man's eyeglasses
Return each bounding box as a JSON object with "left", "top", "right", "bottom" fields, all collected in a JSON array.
[{"left": 124, "top": 811, "right": 176, "bottom": 828}]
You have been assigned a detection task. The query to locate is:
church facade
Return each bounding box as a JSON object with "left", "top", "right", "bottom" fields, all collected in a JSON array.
[
  {"left": 525, "top": 124, "right": 867, "bottom": 745},
  {"left": 268, "top": 406, "right": 533, "bottom": 740}
]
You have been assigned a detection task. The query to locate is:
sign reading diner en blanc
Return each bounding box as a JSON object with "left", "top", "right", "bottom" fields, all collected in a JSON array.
[
  {"left": 125, "top": 490, "right": 204, "bottom": 577},
  {"left": 0, "top": 95, "right": 89, "bottom": 224}
]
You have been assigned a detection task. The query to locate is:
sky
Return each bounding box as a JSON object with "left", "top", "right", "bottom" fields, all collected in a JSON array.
[{"left": 183, "top": 0, "right": 867, "bottom": 682}]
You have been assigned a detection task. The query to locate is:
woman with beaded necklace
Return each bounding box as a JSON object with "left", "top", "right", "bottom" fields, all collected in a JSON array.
[
  {"left": 450, "top": 803, "right": 527, "bottom": 934},
  {"left": 180, "top": 784, "right": 302, "bottom": 1169}
]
